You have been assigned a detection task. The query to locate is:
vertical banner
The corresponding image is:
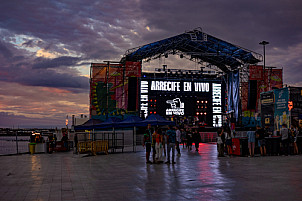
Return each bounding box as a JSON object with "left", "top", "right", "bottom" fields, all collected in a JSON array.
[
  {"left": 232, "top": 71, "right": 240, "bottom": 120},
  {"left": 228, "top": 71, "right": 239, "bottom": 121},
  {"left": 274, "top": 88, "right": 289, "bottom": 131},
  {"left": 228, "top": 73, "right": 233, "bottom": 113}
]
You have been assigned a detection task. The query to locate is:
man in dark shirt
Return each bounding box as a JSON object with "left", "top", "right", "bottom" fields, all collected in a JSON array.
[
  {"left": 165, "top": 125, "right": 176, "bottom": 164},
  {"left": 256, "top": 126, "right": 266, "bottom": 156},
  {"left": 143, "top": 124, "right": 153, "bottom": 164}
]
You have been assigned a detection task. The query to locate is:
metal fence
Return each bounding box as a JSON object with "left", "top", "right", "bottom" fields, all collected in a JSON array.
[
  {"left": 76, "top": 130, "right": 140, "bottom": 153},
  {"left": 0, "top": 136, "right": 30, "bottom": 155},
  {"left": 200, "top": 132, "right": 218, "bottom": 143}
]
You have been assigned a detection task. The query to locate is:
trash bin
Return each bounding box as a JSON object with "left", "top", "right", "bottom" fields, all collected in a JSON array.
[{"left": 28, "top": 143, "right": 36, "bottom": 154}]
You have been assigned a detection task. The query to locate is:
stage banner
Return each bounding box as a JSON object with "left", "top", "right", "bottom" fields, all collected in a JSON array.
[
  {"left": 249, "top": 65, "right": 263, "bottom": 80},
  {"left": 265, "top": 69, "right": 283, "bottom": 90},
  {"left": 274, "top": 88, "right": 289, "bottom": 131},
  {"left": 90, "top": 63, "right": 132, "bottom": 120}
]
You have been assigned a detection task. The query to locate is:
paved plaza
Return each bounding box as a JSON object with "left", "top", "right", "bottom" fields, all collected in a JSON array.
[{"left": 1, "top": 143, "right": 302, "bottom": 201}]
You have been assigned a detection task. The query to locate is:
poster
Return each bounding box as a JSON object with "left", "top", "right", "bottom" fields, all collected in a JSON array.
[
  {"left": 260, "top": 91, "right": 274, "bottom": 132},
  {"left": 274, "top": 88, "right": 289, "bottom": 131}
]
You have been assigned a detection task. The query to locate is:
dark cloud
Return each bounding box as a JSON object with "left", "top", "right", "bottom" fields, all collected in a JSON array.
[
  {"left": 18, "top": 69, "right": 89, "bottom": 91},
  {"left": 32, "top": 56, "right": 81, "bottom": 69},
  {"left": 0, "top": 39, "right": 89, "bottom": 92},
  {"left": 1, "top": 66, "right": 89, "bottom": 92},
  {"left": 0, "top": 40, "right": 13, "bottom": 59}
]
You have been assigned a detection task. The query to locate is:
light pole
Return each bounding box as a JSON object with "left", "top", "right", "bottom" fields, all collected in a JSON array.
[{"left": 259, "top": 41, "right": 269, "bottom": 90}]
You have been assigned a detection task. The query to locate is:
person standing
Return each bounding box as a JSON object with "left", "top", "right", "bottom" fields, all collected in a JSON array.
[
  {"left": 291, "top": 125, "right": 299, "bottom": 154},
  {"left": 143, "top": 124, "right": 153, "bottom": 164},
  {"left": 152, "top": 129, "right": 157, "bottom": 163},
  {"left": 154, "top": 128, "right": 163, "bottom": 162},
  {"left": 61, "top": 134, "right": 68, "bottom": 151},
  {"left": 217, "top": 127, "right": 225, "bottom": 157},
  {"left": 255, "top": 126, "right": 266, "bottom": 156},
  {"left": 247, "top": 128, "right": 256, "bottom": 157},
  {"left": 225, "top": 127, "right": 233, "bottom": 156},
  {"left": 74, "top": 133, "right": 78, "bottom": 154},
  {"left": 162, "top": 129, "right": 166, "bottom": 158},
  {"left": 186, "top": 128, "right": 193, "bottom": 151},
  {"left": 176, "top": 126, "right": 181, "bottom": 156},
  {"left": 215, "top": 116, "right": 219, "bottom": 127},
  {"left": 280, "top": 124, "right": 290, "bottom": 156},
  {"left": 181, "top": 128, "right": 186, "bottom": 148},
  {"left": 193, "top": 129, "right": 201, "bottom": 152},
  {"left": 165, "top": 125, "right": 176, "bottom": 164}
]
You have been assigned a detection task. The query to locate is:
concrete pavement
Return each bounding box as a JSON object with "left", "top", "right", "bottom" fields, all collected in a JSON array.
[{"left": 0, "top": 143, "right": 302, "bottom": 201}]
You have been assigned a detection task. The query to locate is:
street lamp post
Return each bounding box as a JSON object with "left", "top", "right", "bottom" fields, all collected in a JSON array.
[{"left": 259, "top": 41, "right": 269, "bottom": 89}]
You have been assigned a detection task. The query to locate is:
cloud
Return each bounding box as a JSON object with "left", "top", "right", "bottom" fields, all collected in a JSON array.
[
  {"left": 32, "top": 56, "right": 81, "bottom": 69},
  {"left": 0, "top": 0, "right": 301, "bottom": 127},
  {"left": 0, "top": 38, "right": 89, "bottom": 91}
]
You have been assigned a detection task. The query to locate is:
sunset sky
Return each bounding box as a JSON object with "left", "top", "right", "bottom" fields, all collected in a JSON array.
[{"left": 0, "top": 0, "right": 301, "bottom": 128}]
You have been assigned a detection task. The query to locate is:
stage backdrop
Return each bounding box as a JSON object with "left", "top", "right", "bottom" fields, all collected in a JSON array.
[{"left": 140, "top": 79, "right": 224, "bottom": 127}]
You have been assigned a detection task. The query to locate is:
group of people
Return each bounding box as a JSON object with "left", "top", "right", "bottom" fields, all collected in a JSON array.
[
  {"left": 217, "top": 123, "right": 301, "bottom": 157},
  {"left": 246, "top": 124, "right": 301, "bottom": 157},
  {"left": 143, "top": 124, "right": 201, "bottom": 164}
]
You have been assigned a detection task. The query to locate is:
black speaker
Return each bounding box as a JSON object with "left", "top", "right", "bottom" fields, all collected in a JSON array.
[
  {"left": 128, "top": 77, "right": 138, "bottom": 111},
  {"left": 248, "top": 80, "right": 257, "bottom": 109}
]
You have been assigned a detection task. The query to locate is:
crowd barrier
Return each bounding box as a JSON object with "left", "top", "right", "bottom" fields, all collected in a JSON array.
[
  {"left": 77, "top": 140, "right": 108, "bottom": 155},
  {"left": 76, "top": 131, "right": 125, "bottom": 153},
  {"left": 200, "top": 132, "right": 217, "bottom": 142}
]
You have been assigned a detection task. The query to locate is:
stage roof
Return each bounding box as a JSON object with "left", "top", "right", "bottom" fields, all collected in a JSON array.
[{"left": 121, "top": 28, "right": 262, "bottom": 73}]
